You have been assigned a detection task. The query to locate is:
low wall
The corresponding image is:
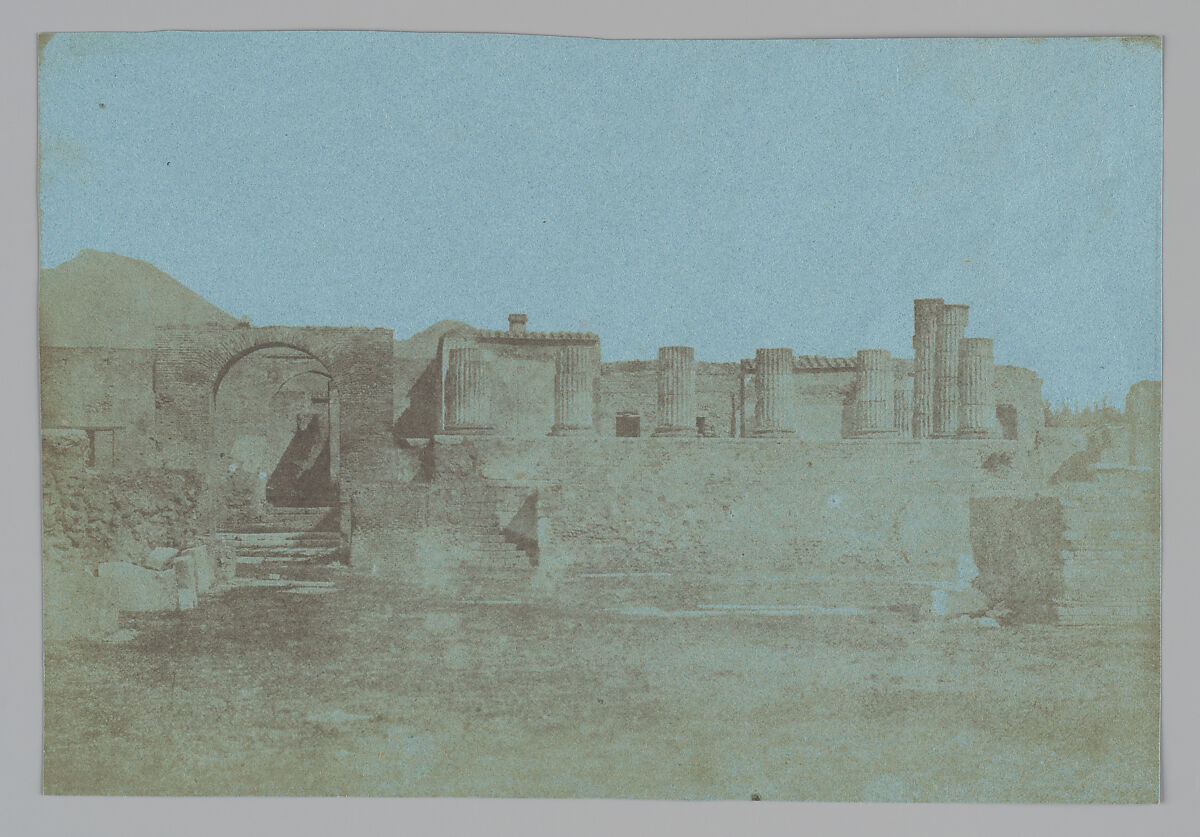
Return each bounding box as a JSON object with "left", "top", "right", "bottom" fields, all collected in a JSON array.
[
  {"left": 354, "top": 436, "right": 1037, "bottom": 612},
  {"left": 42, "top": 432, "right": 207, "bottom": 574}
]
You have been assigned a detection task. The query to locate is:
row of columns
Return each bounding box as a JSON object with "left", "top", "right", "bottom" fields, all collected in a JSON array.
[
  {"left": 906, "top": 298, "right": 998, "bottom": 439},
  {"left": 444, "top": 333, "right": 997, "bottom": 439},
  {"left": 444, "top": 344, "right": 601, "bottom": 436},
  {"left": 446, "top": 343, "right": 787, "bottom": 438},
  {"left": 847, "top": 340, "right": 997, "bottom": 438}
]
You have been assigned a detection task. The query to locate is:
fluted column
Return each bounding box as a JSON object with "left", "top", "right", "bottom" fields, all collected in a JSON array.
[
  {"left": 550, "top": 344, "right": 595, "bottom": 435},
  {"left": 912, "top": 298, "right": 943, "bottom": 438},
  {"left": 753, "top": 348, "right": 797, "bottom": 436},
  {"left": 933, "top": 304, "right": 969, "bottom": 437},
  {"left": 444, "top": 347, "right": 493, "bottom": 434},
  {"left": 652, "top": 346, "right": 697, "bottom": 437},
  {"left": 894, "top": 374, "right": 914, "bottom": 438},
  {"left": 957, "top": 338, "right": 996, "bottom": 438},
  {"left": 853, "top": 350, "right": 897, "bottom": 436},
  {"left": 1126, "top": 380, "right": 1162, "bottom": 469}
]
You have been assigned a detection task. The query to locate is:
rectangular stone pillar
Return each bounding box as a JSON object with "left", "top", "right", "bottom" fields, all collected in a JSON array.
[{"left": 1126, "top": 380, "right": 1162, "bottom": 469}]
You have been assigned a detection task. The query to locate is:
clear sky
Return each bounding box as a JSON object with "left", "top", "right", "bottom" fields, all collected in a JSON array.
[{"left": 38, "top": 33, "right": 1161, "bottom": 405}]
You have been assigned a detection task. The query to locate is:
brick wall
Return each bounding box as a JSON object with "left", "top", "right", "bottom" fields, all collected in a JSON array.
[
  {"left": 153, "top": 324, "right": 394, "bottom": 485},
  {"left": 40, "top": 347, "right": 160, "bottom": 467},
  {"left": 353, "top": 436, "right": 1039, "bottom": 611}
]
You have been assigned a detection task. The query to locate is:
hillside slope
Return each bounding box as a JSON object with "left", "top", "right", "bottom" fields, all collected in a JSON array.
[{"left": 39, "top": 250, "right": 237, "bottom": 348}]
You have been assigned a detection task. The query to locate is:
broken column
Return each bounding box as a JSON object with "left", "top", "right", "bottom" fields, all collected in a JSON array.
[
  {"left": 753, "top": 348, "right": 797, "bottom": 437},
  {"left": 957, "top": 338, "right": 997, "bottom": 438},
  {"left": 652, "top": 346, "right": 697, "bottom": 437},
  {"left": 933, "top": 303, "right": 969, "bottom": 437},
  {"left": 912, "top": 297, "right": 943, "bottom": 438},
  {"left": 894, "top": 373, "right": 914, "bottom": 438},
  {"left": 853, "top": 349, "right": 897, "bottom": 437},
  {"left": 1126, "top": 380, "right": 1162, "bottom": 469},
  {"left": 444, "top": 347, "right": 493, "bottom": 434},
  {"left": 550, "top": 344, "right": 595, "bottom": 435}
]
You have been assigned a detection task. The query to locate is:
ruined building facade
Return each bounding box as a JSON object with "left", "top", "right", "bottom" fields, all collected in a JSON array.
[
  {"left": 397, "top": 300, "right": 1042, "bottom": 448},
  {"left": 41, "top": 268, "right": 1161, "bottom": 628}
]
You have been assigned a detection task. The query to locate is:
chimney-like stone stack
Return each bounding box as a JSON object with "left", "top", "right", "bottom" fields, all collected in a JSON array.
[{"left": 508, "top": 313, "right": 528, "bottom": 336}]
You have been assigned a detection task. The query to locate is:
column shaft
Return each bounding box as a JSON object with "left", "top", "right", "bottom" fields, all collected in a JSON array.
[
  {"left": 957, "top": 338, "right": 996, "bottom": 438},
  {"left": 894, "top": 374, "right": 914, "bottom": 438},
  {"left": 912, "top": 298, "right": 944, "bottom": 438},
  {"left": 653, "top": 346, "right": 697, "bottom": 437},
  {"left": 933, "top": 304, "right": 969, "bottom": 437},
  {"left": 444, "top": 347, "right": 493, "bottom": 434},
  {"left": 551, "top": 344, "right": 595, "bottom": 435},
  {"left": 753, "top": 348, "right": 797, "bottom": 436},
  {"left": 853, "top": 349, "right": 897, "bottom": 436}
]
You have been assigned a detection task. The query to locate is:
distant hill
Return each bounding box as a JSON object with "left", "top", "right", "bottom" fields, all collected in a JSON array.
[
  {"left": 39, "top": 250, "right": 238, "bottom": 348},
  {"left": 394, "top": 319, "right": 477, "bottom": 359}
]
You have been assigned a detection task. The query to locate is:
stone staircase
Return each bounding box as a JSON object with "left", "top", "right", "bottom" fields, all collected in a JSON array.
[
  {"left": 438, "top": 487, "right": 537, "bottom": 601},
  {"left": 1055, "top": 468, "right": 1160, "bottom": 625},
  {"left": 216, "top": 505, "right": 343, "bottom": 568}
]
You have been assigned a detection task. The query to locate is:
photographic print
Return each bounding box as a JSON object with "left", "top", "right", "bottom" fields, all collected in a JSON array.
[{"left": 38, "top": 32, "right": 1162, "bottom": 801}]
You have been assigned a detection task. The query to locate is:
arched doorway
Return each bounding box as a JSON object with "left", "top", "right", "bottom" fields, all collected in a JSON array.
[{"left": 212, "top": 345, "right": 340, "bottom": 513}]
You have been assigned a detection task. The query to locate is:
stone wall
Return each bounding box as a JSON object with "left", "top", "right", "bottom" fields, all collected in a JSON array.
[
  {"left": 42, "top": 431, "right": 206, "bottom": 574},
  {"left": 153, "top": 324, "right": 394, "bottom": 484},
  {"left": 40, "top": 347, "right": 159, "bottom": 467},
  {"left": 968, "top": 496, "right": 1068, "bottom": 624},
  {"left": 354, "top": 436, "right": 1038, "bottom": 612}
]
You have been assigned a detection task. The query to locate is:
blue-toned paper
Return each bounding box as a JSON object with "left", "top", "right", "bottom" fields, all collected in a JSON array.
[{"left": 39, "top": 33, "right": 1161, "bottom": 802}]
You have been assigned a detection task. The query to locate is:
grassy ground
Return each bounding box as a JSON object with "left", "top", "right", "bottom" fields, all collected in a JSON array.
[{"left": 43, "top": 566, "right": 1159, "bottom": 801}]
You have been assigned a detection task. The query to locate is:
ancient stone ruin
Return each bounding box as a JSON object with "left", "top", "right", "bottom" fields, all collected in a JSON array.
[{"left": 40, "top": 254, "right": 1160, "bottom": 637}]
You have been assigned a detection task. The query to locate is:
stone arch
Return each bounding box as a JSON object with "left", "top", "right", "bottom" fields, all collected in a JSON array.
[
  {"left": 212, "top": 341, "right": 341, "bottom": 508},
  {"left": 211, "top": 339, "right": 335, "bottom": 402},
  {"left": 153, "top": 324, "right": 394, "bottom": 487}
]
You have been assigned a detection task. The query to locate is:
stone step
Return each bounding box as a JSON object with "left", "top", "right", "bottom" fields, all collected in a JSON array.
[
  {"left": 229, "top": 524, "right": 340, "bottom": 534},
  {"left": 216, "top": 531, "right": 341, "bottom": 544},
  {"left": 234, "top": 546, "right": 341, "bottom": 558},
  {"left": 237, "top": 554, "right": 340, "bottom": 565}
]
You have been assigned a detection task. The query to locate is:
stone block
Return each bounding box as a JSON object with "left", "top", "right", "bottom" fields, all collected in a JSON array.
[
  {"left": 98, "top": 561, "right": 178, "bottom": 612},
  {"left": 44, "top": 571, "right": 119, "bottom": 640},
  {"left": 180, "top": 545, "right": 217, "bottom": 594},
  {"left": 143, "top": 546, "right": 179, "bottom": 571},
  {"left": 173, "top": 553, "right": 198, "bottom": 609}
]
